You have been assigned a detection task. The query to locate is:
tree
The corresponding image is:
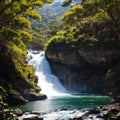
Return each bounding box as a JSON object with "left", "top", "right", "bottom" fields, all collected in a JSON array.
[
  {"left": 95, "top": 0, "right": 120, "bottom": 41},
  {"left": 0, "top": 0, "right": 53, "bottom": 69},
  {"left": 62, "top": 4, "right": 84, "bottom": 26},
  {"left": 62, "top": 0, "right": 120, "bottom": 40},
  {"left": 0, "top": 0, "right": 53, "bottom": 100}
]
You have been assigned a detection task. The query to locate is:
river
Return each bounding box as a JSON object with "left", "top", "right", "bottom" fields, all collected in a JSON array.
[{"left": 17, "top": 50, "right": 111, "bottom": 119}]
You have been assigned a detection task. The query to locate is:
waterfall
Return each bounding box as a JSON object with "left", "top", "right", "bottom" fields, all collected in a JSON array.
[{"left": 27, "top": 50, "right": 68, "bottom": 96}]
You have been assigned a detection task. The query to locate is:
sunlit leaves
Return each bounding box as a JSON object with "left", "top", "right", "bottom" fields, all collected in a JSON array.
[
  {"left": 82, "top": 0, "right": 96, "bottom": 16},
  {"left": 20, "top": 0, "right": 27, "bottom": 5},
  {"left": 12, "top": 1, "right": 21, "bottom": 12},
  {"left": 34, "top": 1, "right": 44, "bottom": 7},
  {"left": 46, "top": 0, "right": 119, "bottom": 53},
  {"left": 45, "top": 0, "right": 53, "bottom": 3},
  {"left": 92, "top": 9, "right": 111, "bottom": 22},
  {"left": 0, "top": 28, "right": 20, "bottom": 41},
  {"left": 82, "top": 0, "right": 120, "bottom": 40},
  {"left": 62, "top": 4, "right": 84, "bottom": 26},
  {"left": 12, "top": 16, "right": 31, "bottom": 28},
  {"left": 7, "top": 42, "right": 27, "bottom": 58},
  {"left": 4, "top": 0, "right": 12, "bottom": 5},
  {"left": 25, "top": 9, "right": 42, "bottom": 21},
  {"left": 20, "top": 31, "right": 32, "bottom": 42}
]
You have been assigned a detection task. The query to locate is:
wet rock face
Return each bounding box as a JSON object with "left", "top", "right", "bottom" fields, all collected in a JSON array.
[
  {"left": 46, "top": 49, "right": 120, "bottom": 94},
  {"left": 48, "top": 60, "right": 105, "bottom": 93},
  {"left": 46, "top": 51, "right": 88, "bottom": 68},
  {"left": 46, "top": 49, "right": 120, "bottom": 68},
  {"left": 6, "top": 90, "right": 47, "bottom": 106},
  {"left": 78, "top": 49, "right": 120, "bottom": 67},
  {"left": 6, "top": 92, "right": 28, "bottom": 106},
  {"left": 23, "top": 89, "right": 47, "bottom": 101},
  {"left": 70, "top": 103, "right": 120, "bottom": 120}
]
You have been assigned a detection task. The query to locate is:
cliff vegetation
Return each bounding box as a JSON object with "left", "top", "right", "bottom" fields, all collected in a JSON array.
[
  {"left": 45, "top": 0, "right": 120, "bottom": 99},
  {"left": 0, "top": 0, "right": 52, "bottom": 107}
]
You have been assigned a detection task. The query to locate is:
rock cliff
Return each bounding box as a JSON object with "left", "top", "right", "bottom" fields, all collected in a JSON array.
[
  {"left": 46, "top": 49, "right": 120, "bottom": 94},
  {"left": 46, "top": 49, "right": 120, "bottom": 68}
]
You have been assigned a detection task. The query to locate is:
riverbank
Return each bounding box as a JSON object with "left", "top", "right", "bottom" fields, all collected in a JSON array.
[
  {"left": 1, "top": 91, "right": 119, "bottom": 120},
  {"left": 13, "top": 95, "right": 116, "bottom": 120},
  {"left": 71, "top": 102, "right": 120, "bottom": 120},
  {"left": 18, "top": 102, "right": 120, "bottom": 120}
]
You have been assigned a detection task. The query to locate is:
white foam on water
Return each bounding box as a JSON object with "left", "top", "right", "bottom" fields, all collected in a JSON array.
[{"left": 27, "top": 50, "right": 69, "bottom": 97}]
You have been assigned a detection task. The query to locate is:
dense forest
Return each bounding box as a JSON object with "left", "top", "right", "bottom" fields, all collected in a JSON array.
[
  {"left": 27, "top": 0, "right": 69, "bottom": 50},
  {"left": 0, "top": 0, "right": 120, "bottom": 119}
]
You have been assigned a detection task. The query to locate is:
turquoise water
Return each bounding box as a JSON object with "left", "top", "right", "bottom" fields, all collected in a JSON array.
[
  {"left": 25, "top": 51, "right": 111, "bottom": 113},
  {"left": 15, "top": 95, "right": 111, "bottom": 112}
]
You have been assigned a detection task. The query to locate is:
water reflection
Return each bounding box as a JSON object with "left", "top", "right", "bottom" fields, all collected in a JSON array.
[{"left": 15, "top": 95, "right": 111, "bottom": 112}]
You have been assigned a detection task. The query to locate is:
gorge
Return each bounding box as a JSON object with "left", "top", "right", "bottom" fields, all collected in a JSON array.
[
  {"left": 0, "top": 0, "right": 120, "bottom": 120},
  {"left": 17, "top": 50, "right": 112, "bottom": 120},
  {"left": 17, "top": 49, "right": 120, "bottom": 119},
  {"left": 46, "top": 49, "right": 120, "bottom": 95}
]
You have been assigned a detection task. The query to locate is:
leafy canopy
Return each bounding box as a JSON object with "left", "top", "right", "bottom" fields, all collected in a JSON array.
[
  {"left": 0, "top": 0, "right": 53, "bottom": 97},
  {"left": 62, "top": 0, "right": 120, "bottom": 40},
  {"left": 45, "top": 0, "right": 119, "bottom": 52}
]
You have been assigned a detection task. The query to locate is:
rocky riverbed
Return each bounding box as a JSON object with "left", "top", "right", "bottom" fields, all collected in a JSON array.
[{"left": 18, "top": 103, "right": 120, "bottom": 120}]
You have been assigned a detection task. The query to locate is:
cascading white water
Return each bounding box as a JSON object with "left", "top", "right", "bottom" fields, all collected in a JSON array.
[{"left": 27, "top": 50, "right": 68, "bottom": 96}]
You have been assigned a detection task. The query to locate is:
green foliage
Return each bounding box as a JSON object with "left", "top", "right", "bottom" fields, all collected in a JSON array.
[
  {"left": 0, "top": 88, "right": 18, "bottom": 120},
  {"left": 83, "top": 0, "right": 120, "bottom": 40},
  {"left": 45, "top": 0, "right": 53, "bottom": 3},
  {"left": 62, "top": 0, "right": 72, "bottom": 6},
  {"left": 0, "top": 102, "right": 19, "bottom": 120},
  {"left": 62, "top": 4, "right": 84, "bottom": 26},
  {"left": 33, "top": 1, "right": 44, "bottom": 7},
  {"left": 92, "top": 9, "right": 111, "bottom": 22},
  {"left": 45, "top": 29, "right": 82, "bottom": 52},
  {"left": 0, "top": 86, "right": 6, "bottom": 101},
  {"left": 20, "top": 31, "right": 32, "bottom": 42},
  {"left": 0, "top": 0, "right": 52, "bottom": 108},
  {"left": 12, "top": 16, "right": 31, "bottom": 29},
  {"left": 27, "top": 29, "right": 50, "bottom": 50},
  {"left": 44, "top": 0, "right": 120, "bottom": 98},
  {"left": 25, "top": 9, "right": 42, "bottom": 21},
  {"left": 27, "top": 1, "right": 69, "bottom": 50},
  {"left": 45, "top": 0, "right": 119, "bottom": 52}
]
